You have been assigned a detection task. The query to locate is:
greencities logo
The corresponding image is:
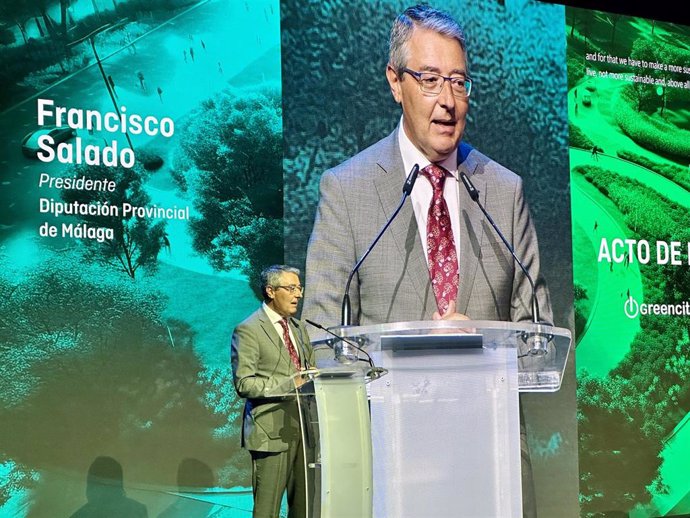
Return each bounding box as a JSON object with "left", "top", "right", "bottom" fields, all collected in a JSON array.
[
  {"left": 624, "top": 297, "right": 640, "bottom": 319},
  {"left": 624, "top": 297, "right": 690, "bottom": 319}
]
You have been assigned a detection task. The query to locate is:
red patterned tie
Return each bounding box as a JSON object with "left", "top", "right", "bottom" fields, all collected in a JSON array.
[
  {"left": 278, "top": 318, "right": 301, "bottom": 370},
  {"left": 421, "top": 164, "right": 459, "bottom": 314}
]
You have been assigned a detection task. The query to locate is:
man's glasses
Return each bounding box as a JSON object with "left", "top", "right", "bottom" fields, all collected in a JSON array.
[
  {"left": 274, "top": 285, "right": 304, "bottom": 295},
  {"left": 402, "top": 68, "right": 472, "bottom": 98}
]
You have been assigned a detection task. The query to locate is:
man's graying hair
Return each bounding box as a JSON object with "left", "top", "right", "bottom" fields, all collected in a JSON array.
[
  {"left": 261, "top": 265, "right": 300, "bottom": 300},
  {"left": 389, "top": 4, "right": 467, "bottom": 75}
]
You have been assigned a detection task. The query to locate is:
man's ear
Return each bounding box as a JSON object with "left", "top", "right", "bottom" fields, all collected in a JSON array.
[{"left": 386, "top": 64, "right": 403, "bottom": 104}]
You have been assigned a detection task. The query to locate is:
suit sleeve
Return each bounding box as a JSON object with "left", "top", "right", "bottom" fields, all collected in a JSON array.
[
  {"left": 231, "top": 322, "right": 285, "bottom": 399},
  {"left": 302, "top": 169, "right": 359, "bottom": 337},
  {"left": 509, "top": 176, "right": 553, "bottom": 325}
]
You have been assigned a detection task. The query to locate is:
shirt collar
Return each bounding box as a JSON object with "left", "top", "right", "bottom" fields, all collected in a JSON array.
[
  {"left": 262, "top": 302, "right": 286, "bottom": 325},
  {"left": 397, "top": 115, "right": 459, "bottom": 178}
]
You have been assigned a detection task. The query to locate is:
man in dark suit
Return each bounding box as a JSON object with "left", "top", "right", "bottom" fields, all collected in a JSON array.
[
  {"left": 302, "top": 5, "right": 551, "bottom": 517},
  {"left": 231, "top": 265, "right": 315, "bottom": 518}
]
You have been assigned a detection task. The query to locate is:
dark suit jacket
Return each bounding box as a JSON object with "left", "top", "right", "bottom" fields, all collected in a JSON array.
[
  {"left": 303, "top": 127, "right": 552, "bottom": 331},
  {"left": 231, "top": 306, "right": 315, "bottom": 452}
]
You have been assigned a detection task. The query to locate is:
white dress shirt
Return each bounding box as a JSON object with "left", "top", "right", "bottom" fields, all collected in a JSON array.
[
  {"left": 262, "top": 302, "right": 300, "bottom": 358},
  {"left": 397, "top": 116, "right": 462, "bottom": 266}
]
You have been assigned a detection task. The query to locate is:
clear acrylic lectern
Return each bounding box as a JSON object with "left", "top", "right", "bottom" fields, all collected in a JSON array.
[{"left": 271, "top": 320, "right": 571, "bottom": 518}]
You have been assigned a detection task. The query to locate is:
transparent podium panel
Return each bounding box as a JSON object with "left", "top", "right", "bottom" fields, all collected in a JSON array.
[
  {"left": 326, "top": 320, "right": 572, "bottom": 393},
  {"left": 267, "top": 366, "right": 381, "bottom": 518},
  {"left": 319, "top": 320, "right": 571, "bottom": 518},
  {"left": 367, "top": 345, "right": 519, "bottom": 517}
]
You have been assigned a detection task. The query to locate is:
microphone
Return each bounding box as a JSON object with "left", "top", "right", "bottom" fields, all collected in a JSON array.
[
  {"left": 459, "top": 170, "right": 551, "bottom": 355},
  {"left": 305, "top": 319, "right": 388, "bottom": 379},
  {"left": 341, "top": 163, "right": 419, "bottom": 326},
  {"left": 459, "top": 172, "right": 479, "bottom": 202},
  {"left": 305, "top": 319, "right": 372, "bottom": 366},
  {"left": 402, "top": 162, "right": 419, "bottom": 196}
]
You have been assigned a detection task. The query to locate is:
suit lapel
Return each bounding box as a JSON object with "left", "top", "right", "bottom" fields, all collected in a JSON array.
[
  {"left": 456, "top": 145, "right": 487, "bottom": 316},
  {"left": 369, "top": 132, "right": 491, "bottom": 318},
  {"left": 257, "top": 309, "right": 290, "bottom": 366},
  {"left": 373, "top": 131, "right": 435, "bottom": 311},
  {"left": 258, "top": 309, "right": 313, "bottom": 370}
]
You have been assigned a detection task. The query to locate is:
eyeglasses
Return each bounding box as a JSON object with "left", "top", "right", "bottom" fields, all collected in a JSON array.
[
  {"left": 402, "top": 68, "right": 472, "bottom": 98},
  {"left": 273, "top": 285, "right": 304, "bottom": 295}
]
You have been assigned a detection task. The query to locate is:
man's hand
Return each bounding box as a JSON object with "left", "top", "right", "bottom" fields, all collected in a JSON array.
[
  {"left": 432, "top": 300, "right": 470, "bottom": 321},
  {"left": 293, "top": 374, "right": 307, "bottom": 389}
]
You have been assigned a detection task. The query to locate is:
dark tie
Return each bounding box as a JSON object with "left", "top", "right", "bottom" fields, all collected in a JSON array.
[
  {"left": 278, "top": 318, "right": 301, "bottom": 370},
  {"left": 421, "top": 164, "right": 459, "bottom": 314}
]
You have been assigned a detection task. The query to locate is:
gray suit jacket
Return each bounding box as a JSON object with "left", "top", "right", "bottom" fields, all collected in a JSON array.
[
  {"left": 231, "top": 307, "right": 315, "bottom": 452},
  {"left": 302, "top": 127, "right": 552, "bottom": 332}
]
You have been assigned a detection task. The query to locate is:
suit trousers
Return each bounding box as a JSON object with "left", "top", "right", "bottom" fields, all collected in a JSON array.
[
  {"left": 520, "top": 401, "right": 537, "bottom": 518},
  {"left": 250, "top": 437, "right": 308, "bottom": 518}
]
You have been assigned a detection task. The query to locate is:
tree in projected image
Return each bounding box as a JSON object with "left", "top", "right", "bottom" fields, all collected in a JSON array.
[
  {"left": 580, "top": 316, "right": 690, "bottom": 515},
  {"left": 60, "top": 162, "right": 168, "bottom": 279},
  {"left": 0, "top": 255, "right": 246, "bottom": 510},
  {"left": 176, "top": 85, "right": 283, "bottom": 297},
  {"left": 578, "top": 372, "right": 663, "bottom": 514}
]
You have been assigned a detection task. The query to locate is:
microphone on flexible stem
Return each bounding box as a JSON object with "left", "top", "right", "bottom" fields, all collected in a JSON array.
[
  {"left": 306, "top": 319, "right": 371, "bottom": 366},
  {"left": 459, "top": 170, "right": 551, "bottom": 355},
  {"left": 341, "top": 163, "right": 419, "bottom": 327},
  {"left": 305, "top": 319, "right": 388, "bottom": 379}
]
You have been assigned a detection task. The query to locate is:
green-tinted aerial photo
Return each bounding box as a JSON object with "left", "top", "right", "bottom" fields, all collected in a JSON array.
[
  {"left": 568, "top": 7, "right": 690, "bottom": 517},
  {"left": 0, "top": 0, "right": 281, "bottom": 516}
]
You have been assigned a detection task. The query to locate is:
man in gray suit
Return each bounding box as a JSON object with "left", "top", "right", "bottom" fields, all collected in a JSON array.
[
  {"left": 303, "top": 3, "right": 551, "bottom": 329},
  {"left": 232, "top": 265, "right": 315, "bottom": 518},
  {"left": 302, "top": 5, "right": 551, "bottom": 517}
]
